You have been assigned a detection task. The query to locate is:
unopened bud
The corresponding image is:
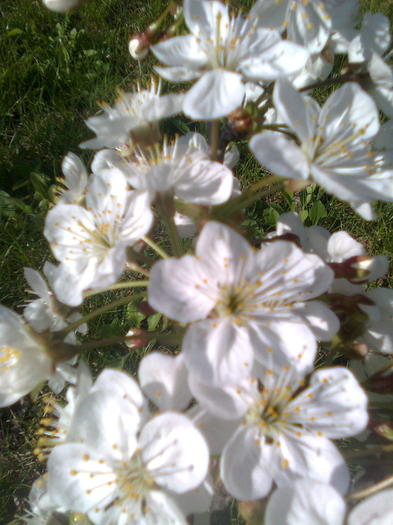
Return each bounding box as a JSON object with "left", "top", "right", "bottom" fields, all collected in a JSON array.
[
  {"left": 330, "top": 255, "right": 388, "bottom": 283},
  {"left": 128, "top": 33, "right": 150, "bottom": 60},
  {"left": 228, "top": 108, "right": 252, "bottom": 135},
  {"left": 42, "top": 0, "right": 82, "bottom": 12},
  {"left": 374, "top": 423, "right": 393, "bottom": 441},
  {"left": 125, "top": 328, "right": 149, "bottom": 349},
  {"left": 349, "top": 342, "right": 369, "bottom": 358}
]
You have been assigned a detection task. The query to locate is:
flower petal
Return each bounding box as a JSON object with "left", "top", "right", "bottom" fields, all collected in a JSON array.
[{"left": 183, "top": 70, "right": 245, "bottom": 120}]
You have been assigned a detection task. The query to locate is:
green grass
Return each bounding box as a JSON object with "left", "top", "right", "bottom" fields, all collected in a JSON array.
[{"left": 1, "top": 0, "right": 393, "bottom": 523}]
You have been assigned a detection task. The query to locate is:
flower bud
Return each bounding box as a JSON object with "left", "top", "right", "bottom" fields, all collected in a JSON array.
[
  {"left": 227, "top": 108, "right": 252, "bottom": 135},
  {"left": 125, "top": 328, "right": 149, "bottom": 349},
  {"left": 42, "top": 0, "right": 81, "bottom": 13},
  {"left": 128, "top": 33, "right": 150, "bottom": 60},
  {"left": 330, "top": 255, "right": 388, "bottom": 283}
]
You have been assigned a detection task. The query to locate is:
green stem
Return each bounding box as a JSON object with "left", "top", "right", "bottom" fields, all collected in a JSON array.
[
  {"left": 147, "top": 1, "right": 177, "bottom": 34},
  {"left": 83, "top": 280, "right": 149, "bottom": 299},
  {"left": 156, "top": 195, "right": 183, "bottom": 257},
  {"left": 299, "top": 72, "right": 359, "bottom": 93},
  {"left": 259, "top": 123, "right": 298, "bottom": 141},
  {"left": 210, "top": 119, "right": 220, "bottom": 161},
  {"left": 125, "top": 262, "right": 150, "bottom": 277},
  {"left": 160, "top": 211, "right": 183, "bottom": 256},
  {"left": 350, "top": 473, "right": 393, "bottom": 500},
  {"left": 55, "top": 291, "right": 146, "bottom": 338},
  {"left": 344, "top": 443, "right": 393, "bottom": 459},
  {"left": 142, "top": 236, "right": 169, "bottom": 259},
  {"left": 212, "top": 175, "right": 282, "bottom": 219},
  {"left": 75, "top": 330, "right": 184, "bottom": 351}
]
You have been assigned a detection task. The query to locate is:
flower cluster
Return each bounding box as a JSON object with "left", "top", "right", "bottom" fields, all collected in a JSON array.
[{"left": 4, "top": 0, "right": 393, "bottom": 523}]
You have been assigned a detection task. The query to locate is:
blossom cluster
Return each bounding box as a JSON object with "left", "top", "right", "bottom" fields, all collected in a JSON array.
[{"left": 2, "top": 0, "right": 393, "bottom": 523}]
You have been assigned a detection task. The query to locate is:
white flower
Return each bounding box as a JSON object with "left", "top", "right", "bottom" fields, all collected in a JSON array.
[
  {"left": 191, "top": 364, "right": 368, "bottom": 500},
  {"left": 44, "top": 168, "right": 153, "bottom": 306},
  {"left": 139, "top": 352, "right": 192, "bottom": 412},
  {"left": 23, "top": 475, "right": 64, "bottom": 525},
  {"left": 265, "top": 479, "right": 346, "bottom": 525},
  {"left": 23, "top": 263, "right": 88, "bottom": 339},
  {"left": 250, "top": 0, "right": 332, "bottom": 54},
  {"left": 152, "top": 0, "right": 308, "bottom": 119},
  {"left": 34, "top": 362, "right": 93, "bottom": 459},
  {"left": 42, "top": 0, "right": 80, "bottom": 13},
  {"left": 272, "top": 212, "right": 388, "bottom": 282},
  {"left": 347, "top": 14, "right": 393, "bottom": 118},
  {"left": 149, "top": 221, "right": 338, "bottom": 386},
  {"left": 265, "top": 480, "right": 393, "bottom": 525},
  {"left": 81, "top": 79, "right": 182, "bottom": 150},
  {"left": 56, "top": 152, "right": 88, "bottom": 205},
  {"left": 348, "top": 13, "right": 391, "bottom": 64},
  {"left": 250, "top": 80, "right": 393, "bottom": 219},
  {"left": 348, "top": 488, "right": 393, "bottom": 525},
  {"left": 0, "top": 306, "right": 67, "bottom": 407},
  {"left": 48, "top": 386, "right": 209, "bottom": 525},
  {"left": 112, "top": 132, "right": 235, "bottom": 206},
  {"left": 362, "top": 288, "right": 393, "bottom": 354}
]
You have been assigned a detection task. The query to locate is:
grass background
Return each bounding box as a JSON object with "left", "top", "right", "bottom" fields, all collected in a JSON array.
[{"left": 0, "top": 0, "right": 393, "bottom": 522}]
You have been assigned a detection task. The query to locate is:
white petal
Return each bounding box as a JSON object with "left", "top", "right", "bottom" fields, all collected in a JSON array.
[
  {"left": 138, "top": 352, "right": 192, "bottom": 411},
  {"left": 48, "top": 443, "right": 116, "bottom": 513},
  {"left": 140, "top": 413, "right": 209, "bottom": 493},
  {"left": 327, "top": 231, "right": 365, "bottom": 261},
  {"left": 154, "top": 65, "right": 202, "bottom": 82},
  {"left": 189, "top": 376, "right": 251, "bottom": 420},
  {"left": 67, "top": 390, "right": 140, "bottom": 459},
  {"left": 148, "top": 256, "right": 215, "bottom": 323},
  {"left": 221, "top": 426, "right": 273, "bottom": 500},
  {"left": 293, "top": 300, "right": 340, "bottom": 342},
  {"left": 184, "top": 0, "right": 230, "bottom": 40},
  {"left": 195, "top": 221, "right": 255, "bottom": 281},
  {"left": 274, "top": 433, "right": 350, "bottom": 494},
  {"left": 274, "top": 79, "right": 320, "bottom": 142},
  {"left": 320, "top": 82, "right": 379, "bottom": 142},
  {"left": 289, "top": 367, "right": 368, "bottom": 438},
  {"left": 265, "top": 479, "right": 346, "bottom": 525},
  {"left": 183, "top": 70, "right": 245, "bottom": 120},
  {"left": 152, "top": 35, "right": 208, "bottom": 68},
  {"left": 92, "top": 368, "right": 144, "bottom": 410},
  {"left": 183, "top": 319, "right": 254, "bottom": 386},
  {"left": 249, "top": 319, "right": 317, "bottom": 373},
  {"left": 241, "top": 40, "right": 309, "bottom": 81},
  {"left": 176, "top": 158, "right": 233, "bottom": 205},
  {"left": 348, "top": 488, "right": 393, "bottom": 525},
  {"left": 249, "top": 131, "right": 310, "bottom": 180}
]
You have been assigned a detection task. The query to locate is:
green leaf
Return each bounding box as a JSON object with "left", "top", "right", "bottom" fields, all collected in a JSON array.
[
  {"left": 147, "top": 313, "right": 161, "bottom": 331},
  {"left": 309, "top": 200, "right": 327, "bottom": 225},
  {"left": 299, "top": 209, "right": 308, "bottom": 222},
  {"left": 7, "top": 28, "right": 23, "bottom": 37},
  {"left": 125, "top": 304, "right": 145, "bottom": 328}
]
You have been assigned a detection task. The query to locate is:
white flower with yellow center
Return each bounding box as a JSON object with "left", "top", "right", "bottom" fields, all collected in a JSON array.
[
  {"left": 250, "top": 0, "right": 332, "bottom": 54},
  {"left": 0, "top": 306, "right": 73, "bottom": 407},
  {"left": 81, "top": 79, "right": 182, "bottom": 150},
  {"left": 121, "top": 132, "right": 234, "bottom": 206},
  {"left": 152, "top": 0, "right": 309, "bottom": 119},
  {"left": 44, "top": 168, "right": 153, "bottom": 306},
  {"left": 250, "top": 80, "right": 393, "bottom": 219},
  {"left": 190, "top": 364, "right": 368, "bottom": 500},
  {"left": 149, "top": 222, "right": 338, "bottom": 386},
  {"left": 47, "top": 384, "right": 209, "bottom": 525}
]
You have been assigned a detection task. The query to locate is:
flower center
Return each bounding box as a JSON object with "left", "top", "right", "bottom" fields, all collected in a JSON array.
[{"left": 0, "top": 346, "right": 20, "bottom": 370}]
